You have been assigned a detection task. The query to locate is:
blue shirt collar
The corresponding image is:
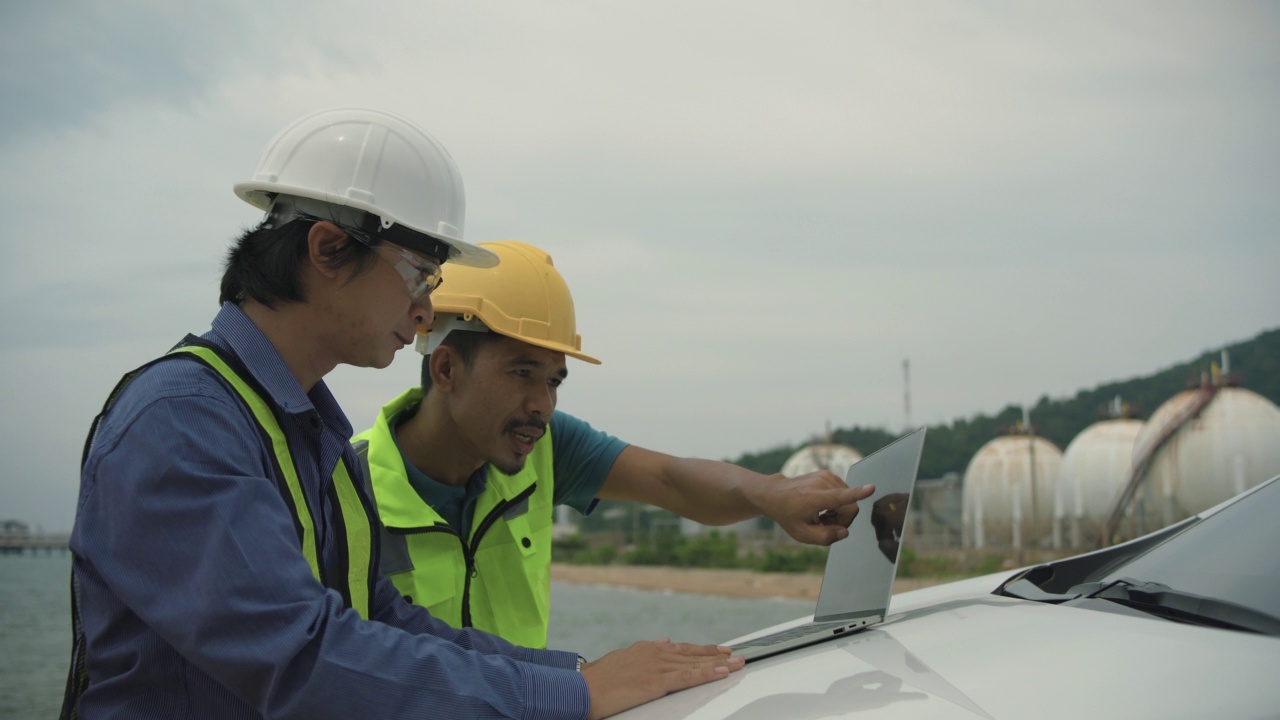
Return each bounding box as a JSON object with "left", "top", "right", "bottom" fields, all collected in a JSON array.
[{"left": 206, "top": 302, "right": 353, "bottom": 439}]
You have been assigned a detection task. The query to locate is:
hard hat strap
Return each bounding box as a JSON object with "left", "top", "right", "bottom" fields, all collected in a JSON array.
[
  {"left": 353, "top": 212, "right": 450, "bottom": 266},
  {"left": 417, "top": 314, "right": 491, "bottom": 356},
  {"left": 266, "top": 195, "right": 451, "bottom": 265}
]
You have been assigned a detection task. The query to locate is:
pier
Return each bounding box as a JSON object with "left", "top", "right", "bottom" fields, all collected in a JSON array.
[{"left": 0, "top": 532, "right": 70, "bottom": 555}]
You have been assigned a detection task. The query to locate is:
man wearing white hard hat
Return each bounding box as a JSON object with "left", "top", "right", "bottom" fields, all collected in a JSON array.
[
  {"left": 64, "top": 108, "right": 739, "bottom": 720},
  {"left": 356, "top": 240, "right": 875, "bottom": 648}
]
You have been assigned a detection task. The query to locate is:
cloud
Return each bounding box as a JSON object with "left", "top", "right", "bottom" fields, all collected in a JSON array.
[{"left": 3, "top": 3, "right": 235, "bottom": 137}]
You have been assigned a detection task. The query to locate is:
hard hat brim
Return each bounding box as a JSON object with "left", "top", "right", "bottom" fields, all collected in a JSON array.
[{"left": 234, "top": 183, "right": 499, "bottom": 268}]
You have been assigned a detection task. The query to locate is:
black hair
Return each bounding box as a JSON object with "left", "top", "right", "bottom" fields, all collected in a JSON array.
[
  {"left": 420, "top": 329, "right": 500, "bottom": 393},
  {"left": 219, "top": 218, "right": 379, "bottom": 307}
]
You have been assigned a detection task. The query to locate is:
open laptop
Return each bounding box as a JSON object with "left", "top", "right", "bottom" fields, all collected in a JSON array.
[{"left": 731, "top": 427, "right": 927, "bottom": 662}]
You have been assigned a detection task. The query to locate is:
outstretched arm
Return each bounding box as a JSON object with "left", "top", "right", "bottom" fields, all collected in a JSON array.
[{"left": 596, "top": 446, "right": 874, "bottom": 545}]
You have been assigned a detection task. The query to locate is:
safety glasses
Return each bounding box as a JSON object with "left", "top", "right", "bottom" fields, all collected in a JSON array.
[
  {"left": 276, "top": 209, "right": 446, "bottom": 300},
  {"left": 377, "top": 243, "right": 444, "bottom": 301}
]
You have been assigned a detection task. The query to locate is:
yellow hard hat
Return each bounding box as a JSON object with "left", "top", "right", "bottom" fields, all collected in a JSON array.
[{"left": 420, "top": 240, "right": 601, "bottom": 364}]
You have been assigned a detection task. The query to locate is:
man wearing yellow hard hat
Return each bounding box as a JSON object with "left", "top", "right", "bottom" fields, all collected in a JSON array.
[{"left": 356, "top": 240, "right": 876, "bottom": 647}]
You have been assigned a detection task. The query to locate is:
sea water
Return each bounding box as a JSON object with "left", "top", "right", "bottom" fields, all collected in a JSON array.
[
  {"left": 1, "top": 553, "right": 73, "bottom": 719},
  {"left": 1, "top": 554, "right": 808, "bottom": 717}
]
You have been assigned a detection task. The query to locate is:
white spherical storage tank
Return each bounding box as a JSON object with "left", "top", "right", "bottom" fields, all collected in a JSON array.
[
  {"left": 780, "top": 443, "right": 863, "bottom": 481},
  {"left": 1058, "top": 418, "right": 1145, "bottom": 549},
  {"left": 962, "top": 435, "right": 1063, "bottom": 549},
  {"left": 1135, "top": 387, "right": 1280, "bottom": 528}
]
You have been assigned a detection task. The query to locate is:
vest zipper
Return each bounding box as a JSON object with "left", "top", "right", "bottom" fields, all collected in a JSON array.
[
  {"left": 393, "top": 523, "right": 472, "bottom": 620},
  {"left": 460, "top": 483, "right": 538, "bottom": 629}
]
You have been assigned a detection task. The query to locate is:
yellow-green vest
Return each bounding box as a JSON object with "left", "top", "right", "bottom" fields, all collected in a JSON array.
[
  {"left": 354, "top": 389, "right": 556, "bottom": 648},
  {"left": 172, "top": 340, "right": 377, "bottom": 619}
]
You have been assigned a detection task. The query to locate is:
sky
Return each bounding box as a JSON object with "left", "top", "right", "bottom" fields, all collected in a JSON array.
[{"left": 1, "top": 1, "right": 1277, "bottom": 532}]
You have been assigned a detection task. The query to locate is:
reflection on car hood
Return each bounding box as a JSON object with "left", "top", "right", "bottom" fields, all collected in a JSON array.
[{"left": 616, "top": 574, "right": 1280, "bottom": 720}]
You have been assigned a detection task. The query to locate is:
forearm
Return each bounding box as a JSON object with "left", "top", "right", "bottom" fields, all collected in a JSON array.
[
  {"left": 666, "top": 458, "right": 777, "bottom": 524},
  {"left": 597, "top": 445, "right": 867, "bottom": 546},
  {"left": 602, "top": 449, "right": 774, "bottom": 526}
]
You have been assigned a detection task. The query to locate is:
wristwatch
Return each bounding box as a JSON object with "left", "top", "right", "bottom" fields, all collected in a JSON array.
[{"left": 576, "top": 655, "right": 586, "bottom": 672}]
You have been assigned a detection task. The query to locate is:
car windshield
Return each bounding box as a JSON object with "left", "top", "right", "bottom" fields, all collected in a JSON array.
[{"left": 1099, "top": 476, "right": 1280, "bottom": 623}]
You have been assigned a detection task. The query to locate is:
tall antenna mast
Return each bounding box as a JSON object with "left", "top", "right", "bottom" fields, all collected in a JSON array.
[{"left": 903, "top": 358, "right": 912, "bottom": 431}]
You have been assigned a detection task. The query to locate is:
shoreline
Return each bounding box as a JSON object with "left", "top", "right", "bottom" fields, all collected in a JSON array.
[{"left": 550, "top": 563, "right": 944, "bottom": 600}]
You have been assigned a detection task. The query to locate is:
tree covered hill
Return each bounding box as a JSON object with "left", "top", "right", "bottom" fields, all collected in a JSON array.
[{"left": 730, "top": 326, "right": 1280, "bottom": 480}]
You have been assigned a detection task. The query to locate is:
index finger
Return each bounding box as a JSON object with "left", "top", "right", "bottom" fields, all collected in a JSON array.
[{"left": 809, "top": 484, "right": 875, "bottom": 512}]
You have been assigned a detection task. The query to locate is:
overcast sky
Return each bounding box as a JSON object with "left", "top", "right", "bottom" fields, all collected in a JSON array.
[{"left": 2, "top": 1, "right": 1277, "bottom": 531}]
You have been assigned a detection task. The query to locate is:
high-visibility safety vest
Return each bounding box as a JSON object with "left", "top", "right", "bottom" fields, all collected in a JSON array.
[
  {"left": 172, "top": 341, "right": 378, "bottom": 618},
  {"left": 63, "top": 336, "right": 381, "bottom": 719},
  {"left": 355, "top": 389, "right": 556, "bottom": 649}
]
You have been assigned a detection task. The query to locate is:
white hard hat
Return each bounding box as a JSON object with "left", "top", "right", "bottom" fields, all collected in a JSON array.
[{"left": 234, "top": 108, "right": 497, "bottom": 268}]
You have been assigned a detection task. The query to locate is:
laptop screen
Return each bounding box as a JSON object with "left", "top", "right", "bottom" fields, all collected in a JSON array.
[{"left": 813, "top": 428, "right": 926, "bottom": 622}]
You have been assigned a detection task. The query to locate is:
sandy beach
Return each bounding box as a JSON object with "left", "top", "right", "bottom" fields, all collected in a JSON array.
[{"left": 550, "top": 563, "right": 944, "bottom": 599}]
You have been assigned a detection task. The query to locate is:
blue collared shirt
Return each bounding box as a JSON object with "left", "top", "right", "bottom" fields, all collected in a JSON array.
[{"left": 69, "top": 303, "right": 590, "bottom": 719}]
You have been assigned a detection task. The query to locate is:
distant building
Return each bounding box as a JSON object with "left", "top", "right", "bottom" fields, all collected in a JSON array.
[
  {"left": 2, "top": 520, "right": 31, "bottom": 537},
  {"left": 909, "top": 472, "right": 963, "bottom": 549},
  {"left": 552, "top": 504, "right": 579, "bottom": 539}
]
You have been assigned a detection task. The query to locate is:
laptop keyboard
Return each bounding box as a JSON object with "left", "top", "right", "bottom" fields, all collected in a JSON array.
[{"left": 731, "top": 619, "right": 852, "bottom": 649}]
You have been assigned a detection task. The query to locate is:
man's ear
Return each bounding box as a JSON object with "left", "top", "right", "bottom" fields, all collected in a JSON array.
[
  {"left": 306, "top": 221, "right": 352, "bottom": 279},
  {"left": 429, "top": 346, "right": 459, "bottom": 393}
]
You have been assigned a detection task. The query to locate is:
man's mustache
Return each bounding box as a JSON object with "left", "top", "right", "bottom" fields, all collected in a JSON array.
[{"left": 504, "top": 418, "right": 547, "bottom": 435}]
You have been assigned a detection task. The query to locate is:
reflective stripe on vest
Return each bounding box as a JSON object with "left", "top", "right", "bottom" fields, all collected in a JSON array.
[
  {"left": 170, "top": 343, "right": 374, "bottom": 619},
  {"left": 356, "top": 389, "right": 555, "bottom": 647}
]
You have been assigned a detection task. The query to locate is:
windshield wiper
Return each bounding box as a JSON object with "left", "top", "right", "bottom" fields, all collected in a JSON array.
[
  {"left": 997, "top": 565, "right": 1085, "bottom": 604},
  {"left": 1072, "top": 578, "right": 1280, "bottom": 637}
]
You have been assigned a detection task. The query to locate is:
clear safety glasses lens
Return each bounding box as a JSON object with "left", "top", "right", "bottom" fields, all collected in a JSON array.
[
  {"left": 284, "top": 212, "right": 444, "bottom": 300},
  {"left": 382, "top": 245, "right": 443, "bottom": 300}
]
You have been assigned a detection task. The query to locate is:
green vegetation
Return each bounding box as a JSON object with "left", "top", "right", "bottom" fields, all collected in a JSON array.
[
  {"left": 550, "top": 534, "right": 619, "bottom": 565},
  {"left": 554, "top": 531, "right": 824, "bottom": 572},
  {"left": 895, "top": 547, "right": 1006, "bottom": 579},
  {"left": 553, "top": 532, "right": 1009, "bottom": 578},
  {"left": 754, "top": 545, "right": 829, "bottom": 573},
  {"left": 622, "top": 528, "right": 740, "bottom": 568}
]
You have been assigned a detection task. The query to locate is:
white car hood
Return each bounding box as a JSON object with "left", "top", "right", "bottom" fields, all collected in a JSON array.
[{"left": 618, "top": 574, "right": 1280, "bottom": 719}]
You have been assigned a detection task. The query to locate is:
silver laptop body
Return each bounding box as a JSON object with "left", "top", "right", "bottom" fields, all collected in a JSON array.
[{"left": 732, "top": 427, "right": 926, "bottom": 662}]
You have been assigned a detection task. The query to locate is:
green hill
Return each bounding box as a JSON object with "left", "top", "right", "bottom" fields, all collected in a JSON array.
[{"left": 731, "top": 326, "right": 1280, "bottom": 479}]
